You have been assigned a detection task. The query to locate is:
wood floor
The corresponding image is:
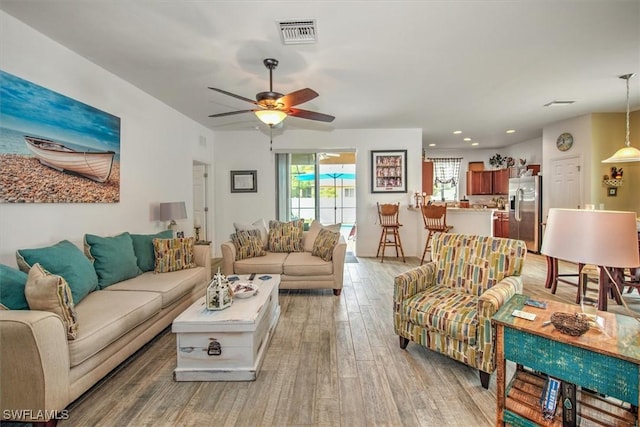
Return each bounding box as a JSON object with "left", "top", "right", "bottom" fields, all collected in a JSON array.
[{"left": 58, "top": 253, "right": 640, "bottom": 427}]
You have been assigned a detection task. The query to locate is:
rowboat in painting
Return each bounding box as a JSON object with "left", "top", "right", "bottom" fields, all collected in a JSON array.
[{"left": 24, "top": 136, "right": 115, "bottom": 183}]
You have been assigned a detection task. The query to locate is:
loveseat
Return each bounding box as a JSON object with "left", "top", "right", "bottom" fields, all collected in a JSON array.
[
  {"left": 0, "top": 232, "right": 211, "bottom": 425},
  {"left": 393, "top": 233, "right": 526, "bottom": 388},
  {"left": 221, "top": 219, "right": 347, "bottom": 295}
]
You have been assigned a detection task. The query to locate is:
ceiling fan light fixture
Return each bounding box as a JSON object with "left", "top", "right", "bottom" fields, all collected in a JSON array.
[
  {"left": 255, "top": 109, "right": 287, "bottom": 127},
  {"left": 602, "top": 73, "right": 640, "bottom": 163}
]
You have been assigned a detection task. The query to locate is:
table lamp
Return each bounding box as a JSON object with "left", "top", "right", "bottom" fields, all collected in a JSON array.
[
  {"left": 541, "top": 208, "right": 640, "bottom": 314},
  {"left": 159, "top": 201, "right": 187, "bottom": 230}
]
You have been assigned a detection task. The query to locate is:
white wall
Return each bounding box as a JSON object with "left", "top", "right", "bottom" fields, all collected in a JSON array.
[
  {"left": 541, "top": 114, "right": 592, "bottom": 219},
  {"left": 0, "top": 12, "right": 215, "bottom": 265},
  {"left": 212, "top": 128, "right": 423, "bottom": 257}
]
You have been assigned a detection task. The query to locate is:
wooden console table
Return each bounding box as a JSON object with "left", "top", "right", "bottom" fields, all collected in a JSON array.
[{"left": 493, "top": 294, "right": 640, "bottom": 426}]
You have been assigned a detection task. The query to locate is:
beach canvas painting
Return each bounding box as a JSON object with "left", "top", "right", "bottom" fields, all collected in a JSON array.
[{"left": 0, "top": 70, "right": 120, "bottom": 203}]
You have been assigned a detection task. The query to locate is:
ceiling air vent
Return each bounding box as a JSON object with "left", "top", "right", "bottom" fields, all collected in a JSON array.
[{"left": 278, "top": 20, "right": 317, "bottom": 44}]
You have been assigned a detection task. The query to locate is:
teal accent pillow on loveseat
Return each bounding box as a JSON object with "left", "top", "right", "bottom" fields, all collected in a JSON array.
[{"left": 16, "top": 240, "right": 98, "bottom": 304}]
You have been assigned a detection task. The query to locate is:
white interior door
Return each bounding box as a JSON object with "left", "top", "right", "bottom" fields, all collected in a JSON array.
[
  {"left": 549, "top": 156, "right": 581, "bottom": 211},
  {"left": 192, "top": 163, "right": 208, "bottom": 241}
]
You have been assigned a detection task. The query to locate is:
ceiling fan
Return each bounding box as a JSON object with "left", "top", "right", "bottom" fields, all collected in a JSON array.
[{"left": 208, "top": 58, "right": 335, "bottom": 127}]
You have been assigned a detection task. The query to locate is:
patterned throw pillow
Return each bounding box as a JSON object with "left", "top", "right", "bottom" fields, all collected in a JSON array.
[
  {"left": 268, "top": 219, "right": 304, "bottom": 253},
  {"left": 152, "top": 237, "right": 196, "bottom": 273},
  {"left": 231, "top": 229, "right": 267, "bottom": 260},
  {"left": 130, "top": 230, "right": 174, "bottom": 272},
  {"left": 303, "top": 220, "right": 342, "bottom": 252},
  {"left": 233, "top": 219, "right": 269, "bottom": 250},
  {"left": 311, "top": 228, "right": 341, "bottom": 261},
  {"left": 24, "top": 263, "right": 78, "bottom": 340}
]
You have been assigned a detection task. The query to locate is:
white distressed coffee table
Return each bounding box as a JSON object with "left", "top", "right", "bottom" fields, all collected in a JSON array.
[{"left": 172, "top": 274, "right": 280, "bottom": 381}]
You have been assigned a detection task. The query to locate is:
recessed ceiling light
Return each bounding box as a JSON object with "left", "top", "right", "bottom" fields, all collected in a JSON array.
[
  {"left": 544, "top": 100, "right": 575, "bottom": 107},
  {"left": 453, "top": 130, "right": 462, "bottom": 134},
  {"left": 506, "top": 129, "right": 516, "bottom": 134},
  {"left": 463, "top": 137, "right": 472, "bottom": 141},
  {"left": 471, "top": 142, "right": 479, "bottom": 146},
  {"left": 428, "top": 143, "right": 436, "bottom": 147}
]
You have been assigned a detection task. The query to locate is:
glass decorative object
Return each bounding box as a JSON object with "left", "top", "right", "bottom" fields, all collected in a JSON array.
[{"left": 206, "top": 267, "right": 233, "bottom": 310}]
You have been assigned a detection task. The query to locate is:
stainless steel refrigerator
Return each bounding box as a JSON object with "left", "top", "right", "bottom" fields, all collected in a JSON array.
[{"left": 508, "top": 175, "right": 542, "bottom": 253}]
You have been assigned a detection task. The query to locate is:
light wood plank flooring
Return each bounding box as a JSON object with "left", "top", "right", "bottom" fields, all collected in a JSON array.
[{"left": 58, "top": 253, "right": 640, "bottom": 427}]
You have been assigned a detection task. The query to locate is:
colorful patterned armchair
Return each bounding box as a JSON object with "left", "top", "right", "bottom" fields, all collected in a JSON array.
[{"left": 393, "top": 233, "right": 526, "bottom": 388}]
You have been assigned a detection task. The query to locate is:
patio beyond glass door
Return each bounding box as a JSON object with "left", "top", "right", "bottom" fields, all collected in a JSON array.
[{"left": 280, "top": 152, "right": 356, "bottom": 228}]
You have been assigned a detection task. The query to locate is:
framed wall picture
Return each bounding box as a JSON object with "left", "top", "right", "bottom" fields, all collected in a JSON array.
[
  {"left": 230, "top": 170, "right": 257, "bottom": 193},
  {"left": 371, "top": 150, "right": 407, "bottom": 193},
  {"left": 607, "top": 187, "right": 617, "bottom": 197}
]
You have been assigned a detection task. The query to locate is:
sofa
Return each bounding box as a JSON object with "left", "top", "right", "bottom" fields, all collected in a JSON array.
[
  {"left": 0, "top": 232, "right": 211, "bottom": 425},
  {"left": 221, "top": 219, "right": 347, "bottom": 295},
  {"left": 393, "top": 233, "right": 526, "bottom": 388}
]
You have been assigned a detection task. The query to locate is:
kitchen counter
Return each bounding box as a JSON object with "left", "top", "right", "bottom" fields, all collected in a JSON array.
[{"left": 446, "top": 207, "right": 496, "bottom": 236}]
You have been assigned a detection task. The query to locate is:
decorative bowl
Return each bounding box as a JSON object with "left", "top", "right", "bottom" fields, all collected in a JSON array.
[
  {"left": 550, "top": 312, "right": 590, "bottom": 336},
  {"left": 232, "top": 282, "right": 258, "bottom": 299}
]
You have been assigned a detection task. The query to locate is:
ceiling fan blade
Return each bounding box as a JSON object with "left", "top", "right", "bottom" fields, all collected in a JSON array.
[
  {"left": 208, "top": 109, "right": 255, "bottom": 118},
  {"left": 288, "top": 108, "right": 335, "bottom": 123},
  {"left": 278, "top": 88, "right": 319, "bottom": 108},
  {"left": 208, "top": 87, "right": 258, "bottom": 105}
]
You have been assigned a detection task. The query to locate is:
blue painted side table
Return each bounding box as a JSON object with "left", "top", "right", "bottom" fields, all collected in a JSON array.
[{"left": 493, "top": 294, "right": 640, "bottom": 426}]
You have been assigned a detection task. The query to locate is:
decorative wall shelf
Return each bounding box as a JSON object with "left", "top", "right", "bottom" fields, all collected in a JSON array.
[{"left": 603, "top": 179, "right": 623, "bottom": 187}]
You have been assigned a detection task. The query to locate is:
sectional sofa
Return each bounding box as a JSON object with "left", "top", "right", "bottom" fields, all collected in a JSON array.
[{"left": 0, "top": 232, "right": 211, "bottom": 425}]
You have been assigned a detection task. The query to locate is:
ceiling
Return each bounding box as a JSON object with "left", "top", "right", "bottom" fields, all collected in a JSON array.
[{"left": 1, "top": 1, "right": 639, "bottom": 150}]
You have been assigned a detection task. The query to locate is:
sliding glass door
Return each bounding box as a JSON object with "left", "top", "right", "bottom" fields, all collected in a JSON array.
[{"left": 276, "top": 152, "right": 356, "bottom": 228}]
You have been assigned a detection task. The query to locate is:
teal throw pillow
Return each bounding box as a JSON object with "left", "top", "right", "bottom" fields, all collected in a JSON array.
[
  {"left": 130, "top": 230, "right": 173, "bottom": 272},
  {"left": 0, "top": 264, "right": 29, "bottom": 310},
  {"left": 16, "top": 240, "right": 98, "bottom": 304},
  {"left": 84, "top": 232, "right": 142, "bottom": 289}
]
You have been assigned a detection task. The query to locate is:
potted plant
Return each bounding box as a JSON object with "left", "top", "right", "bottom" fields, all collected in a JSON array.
[{"left": 489, "top": 153, "right": 505, "bottom": 169}]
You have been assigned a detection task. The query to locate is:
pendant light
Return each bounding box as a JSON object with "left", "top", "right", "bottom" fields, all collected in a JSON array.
[{"left": 602, "top": 73, "right": 640, "bottom": 163}]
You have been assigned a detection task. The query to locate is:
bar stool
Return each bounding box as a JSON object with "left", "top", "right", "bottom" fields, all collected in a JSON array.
[
  {"left": 376, "top": 202, "right": 405, "bottom": 263},
  {"left": 420, "top": 204, "right": 453, "bottom": 264}
]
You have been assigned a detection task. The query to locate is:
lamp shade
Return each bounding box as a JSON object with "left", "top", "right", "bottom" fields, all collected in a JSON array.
[
  {"left": 602, "top": 145, "right": 640, "bottom": 163},
  {"left": 255, "top": 109, "right": 287, "bottom": 126},
  {"left": 541, "top": 208, "right": 639, "bottom": 268},
  {"left": 159, "top": 202, "right": 187, "bottom": 221}
]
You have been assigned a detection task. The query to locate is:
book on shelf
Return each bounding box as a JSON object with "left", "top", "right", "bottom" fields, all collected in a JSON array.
[{"left": 561, "top": 382, "right": 577, "bottom": 427}]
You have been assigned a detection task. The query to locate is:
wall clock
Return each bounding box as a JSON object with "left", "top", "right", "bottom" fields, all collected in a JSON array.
[{"left": 556, "top": 132, "right": 573, "bottom": 151}]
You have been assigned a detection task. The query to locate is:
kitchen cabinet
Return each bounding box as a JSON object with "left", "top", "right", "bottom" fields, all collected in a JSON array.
[
  {"left": 466, "top": 171, "right": 493, "bottom": 195},
  {"left": 492, "top": 169, "right": 510, "bottom": 195},
  {"left": 422, "top": 161, "right": 433, "bottom": 195},
  {"left": 467, "top": 169, "right": 510, "bottom": 195},
  {"left": 493, "top": 211, "right": 509, "bottom": 238}
]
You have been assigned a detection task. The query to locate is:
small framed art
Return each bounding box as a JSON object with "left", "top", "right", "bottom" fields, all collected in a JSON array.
[
  {"left": 607, "top": 187, "right": 617, "bottom": 197},
  {"left": 371, "top": 150, "right": 407, "bottom": 193},
  {"left": 230, "top": 170, "right": 257, "bottom": 193}
]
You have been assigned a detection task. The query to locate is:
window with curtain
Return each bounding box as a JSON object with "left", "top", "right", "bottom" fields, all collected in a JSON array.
[{"left": 428, "top": 157, "right": 462, "bottom": 201}]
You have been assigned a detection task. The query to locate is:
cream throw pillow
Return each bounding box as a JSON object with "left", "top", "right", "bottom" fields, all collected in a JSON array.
[{"left": 24, "top": 263, "right": 78, "bottom": 340}]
